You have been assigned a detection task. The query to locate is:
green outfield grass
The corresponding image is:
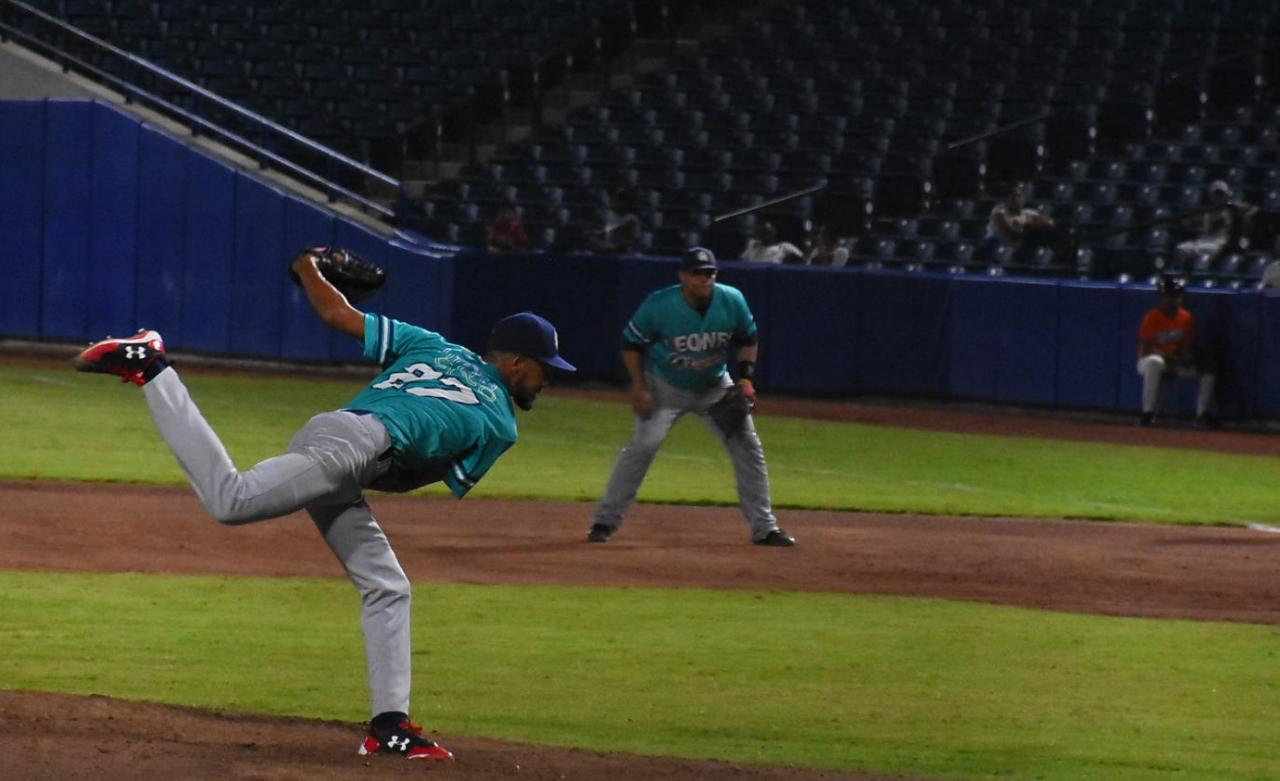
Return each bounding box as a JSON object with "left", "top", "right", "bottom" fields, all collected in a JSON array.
[
  {"left": 0, "top": 571, "right": 1276, "bottom": 781},
  {"left": 4, "top": 362, "right": 1280, "bottom": 780},
  {"left": 3, "top": 364, "right": 1280, "bottom": 524}
]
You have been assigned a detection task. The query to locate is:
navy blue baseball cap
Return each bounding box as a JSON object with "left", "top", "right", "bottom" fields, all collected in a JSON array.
[
  {"left": 488, "top": 312, "right": 576, "bottom": 371},
  {"left": 680, "top": 246, "right": 717, "bottom": 272}
]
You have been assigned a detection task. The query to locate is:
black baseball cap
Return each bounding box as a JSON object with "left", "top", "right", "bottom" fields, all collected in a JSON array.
[
  {"left": 1158, "top": 276, "right": 1185, "bottom": 296},
  {"left": 680, "top": 246, "right": 717, "bottom": 272},
  {"left": 488, "top": 312, "right": 576, "bottom": 371}
]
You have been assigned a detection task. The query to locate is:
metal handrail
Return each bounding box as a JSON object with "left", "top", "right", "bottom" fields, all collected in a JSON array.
[
  {"left": 943, "top": 111, "right": 1054, "bottom": 153},
  {"left": 0, "top": 0, "right": 401, "bottom": 218}
]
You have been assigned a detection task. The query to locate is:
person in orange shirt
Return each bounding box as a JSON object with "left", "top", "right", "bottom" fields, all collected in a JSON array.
[{"left": 1136, "top": 277, "right": 1217, "bottom": 426}]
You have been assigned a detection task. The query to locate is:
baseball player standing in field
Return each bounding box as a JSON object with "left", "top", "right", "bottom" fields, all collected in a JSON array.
[
  {"left": 73, "top": 251, "right": 575, "bottom": 762},
  {"left": 586, "top": 247, "right": 795, "bottom": 546}
]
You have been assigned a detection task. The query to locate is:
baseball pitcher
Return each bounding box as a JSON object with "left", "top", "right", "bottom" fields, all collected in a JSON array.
[
  {"left": 73, "top": 249, "right": 575, "bottom": 762},
  {"left": 586, "top": 247, "right": 795, "bottom": 547}
]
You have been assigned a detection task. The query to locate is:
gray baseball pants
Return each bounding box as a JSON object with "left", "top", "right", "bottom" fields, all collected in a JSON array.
[
  {"left": 592, "top": 373, "right": 780, "bottom": 541},
  {"left": 143, "top": 367, "right": 411, "bottom": 718},
  {"left": 1137, "top": 354, "right": 1215, "bottom": 416}
]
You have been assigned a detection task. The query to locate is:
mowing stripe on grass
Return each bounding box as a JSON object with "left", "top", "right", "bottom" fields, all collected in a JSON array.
[
  {"left": 0, "top": 570, "right": 1276, "bottom": 781},
  {"left": 5, "top": 365, "right": 1280, "bottom": 524}
]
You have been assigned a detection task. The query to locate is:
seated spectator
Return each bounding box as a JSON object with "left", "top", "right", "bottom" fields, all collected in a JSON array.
[
  {"left": 740, "top": 221, "right": 804, "bottom": 264},
  {"left": 1136, "top": 277, "right": 1217, "bottom": 427},
  {"left": 487, "top": 201, "right": 530, "bottom": 253},
  {"left": 1261, "top": 238, "right": 1280, "bottom": 289},
  {"left": 588, "top": 188, "right": 641, "bottom": 254},
  {"left": 1175, "top": 180, "right": 1257, "bottom": 265},
  {"left": 986, "top": 182, "right": 1060, "bottom": 262},
  {"left": 1259, "top": 261, "right": 1280, "bottom": 289},
  {"left": 804, "top": 223, "right": 850, "bottom": 267}
]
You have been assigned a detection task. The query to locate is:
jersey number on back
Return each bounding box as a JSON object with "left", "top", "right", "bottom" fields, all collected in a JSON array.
[{"left": 372, "top": 362, "right": 479, "bottom": 404}]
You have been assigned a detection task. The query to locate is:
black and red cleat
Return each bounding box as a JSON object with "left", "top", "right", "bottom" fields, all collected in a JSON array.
[
  {"left": 73, "top": 329, "right": 166, "bottom": 386},
  {"left": 358, "top": 716, "right": 454, "bottom": 761}
]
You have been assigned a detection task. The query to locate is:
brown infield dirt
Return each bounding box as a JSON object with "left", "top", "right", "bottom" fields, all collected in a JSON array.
[{"left": 3, "top": 370, "right": 1280, "bottom": 781}]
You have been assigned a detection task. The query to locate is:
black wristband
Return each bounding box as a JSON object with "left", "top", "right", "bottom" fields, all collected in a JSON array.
[{"left": 738, "top": 360, "right": 756, "bottom": 381}]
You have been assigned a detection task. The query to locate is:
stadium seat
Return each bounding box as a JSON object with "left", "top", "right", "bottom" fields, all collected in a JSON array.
[
  {"left": 872, "top": 174, "right": 929, "bottom": 219},
  {"left": 48, "top": 0, "right": 1269, "bottom": 285},
  {"left": 1097, "top": 101, "right": 1151, "bottom": 150}
]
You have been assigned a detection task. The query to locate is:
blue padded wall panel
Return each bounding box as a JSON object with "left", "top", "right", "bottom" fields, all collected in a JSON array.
[
  {"left": 994, "top": 280, "right": 1059, "bottom": 405},
  {"left": 1194, "top": 289, "right": 1258, "bottom": 419},
  {"left": 450, "top": 251, "right": 622, "bottom": 375},
  {"left": 715, "top": 261, "right": 773, "bottom": 385},
  {"left": 231, "top": 175, "right": 286, "bottom": 358},
  {"left": 40, "top": 100, "right": 94, "bottom": 339},
  {"left": 1115, "top": 286, "right": 1156, "bottom": 413},
  {"left": 87, "top": 102, "right": 140, "bottom": 337},
  {"left": 449, "top": 251, "right": 517, "bottom": 355},
  {"left": 949, "top": 278, "right": 1058, "bottom": 405},
  {"left": 21, "top": 98, "right": 1280, "bottom": 418},
  {"left": 331, "top": 221, "right": 392, "bottom": 362},
  {"left": 1055, "top": 282, "right": 1123, "bottom": 409},
  {"left": 181, "top": 149, "right": 236, "bottom": 352},
  {"left": 504, "top": 253, "right": 621, "bottom": 377},
  {"left": 1257, "top": 294, "right": 1280, "bottom": 417},
  {"left": 381, "top": 242, "right": 453, "bottom": 339},
  {"left": 280, "top": 196, "right": 336, "bottom": 360},
  {"left": 947, "top": 278, "right": 1004, "bottom": 400},
  {"left": 618, "top": 257, "right": 680, "bottom": 321},
  {"left": 856, "top": 271, "right": 950, "bottom": 396},
  {"left": 135, "top": 125, "right": 188, "bottom": 343},
  {"left": 0, "top": 101, "right": 45, "bottom": 337},
  {"left": 762, "top": 266, "right": 859, "bottom": 394}
]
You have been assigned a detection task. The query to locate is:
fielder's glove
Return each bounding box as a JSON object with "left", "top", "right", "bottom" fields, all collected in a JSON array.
[
  {"left": 288, "top": 246, "right": 386, "bottom": 302},
  {"left": 706, "top": 382, "right": 755, "bottom": 439}
]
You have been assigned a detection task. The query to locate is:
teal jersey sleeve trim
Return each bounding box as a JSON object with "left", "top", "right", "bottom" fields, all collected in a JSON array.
[
  {"left": 363, "top": 312, "right": 395, "bottom": 365},
  {"left": 622, "top": 288, "right": 662, "bottom": 346}
]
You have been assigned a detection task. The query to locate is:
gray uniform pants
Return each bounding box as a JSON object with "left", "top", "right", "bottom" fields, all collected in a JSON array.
[
  {"left": 1137, "top": 354, "right": 1215, "bottom": 416},
  {"left": 143, "top": 368, "right": 411, "bottom": 718},
  {"left": 592, "top": 373, "right": 780, "bottom": 541}
]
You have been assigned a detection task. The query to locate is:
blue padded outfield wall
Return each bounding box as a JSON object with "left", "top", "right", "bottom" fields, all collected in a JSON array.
[
  {"left": 5, "top": 99, "right": 1280, "bottom": 420},
  {"left": 0, "top": 99, "right": 456, "bottom": 360}
]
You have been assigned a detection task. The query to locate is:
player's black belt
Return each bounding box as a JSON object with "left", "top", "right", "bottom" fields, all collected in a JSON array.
[{"left": 344, "top": 409, "right": 395, "bottom": 462}]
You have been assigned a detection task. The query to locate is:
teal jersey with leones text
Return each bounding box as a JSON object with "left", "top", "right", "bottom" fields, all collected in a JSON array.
[
  {"left": 623, "top": 282, "right": 758, "bottom": 393},
  {"left": 343, "top": 313, "right": 517, "bottom": 497}
]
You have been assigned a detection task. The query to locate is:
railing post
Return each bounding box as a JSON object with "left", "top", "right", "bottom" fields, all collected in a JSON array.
[
  {"left": 434, "top": 112, "right": 443, "bottom": 180},
  {"left": 531, "top": 62, "right": 543, "bottom": 128}
]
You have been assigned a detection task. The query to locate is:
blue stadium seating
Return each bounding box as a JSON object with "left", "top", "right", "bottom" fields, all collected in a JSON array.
[{"left": 16, "top": 0, "right": 1279, "bottom": 282}]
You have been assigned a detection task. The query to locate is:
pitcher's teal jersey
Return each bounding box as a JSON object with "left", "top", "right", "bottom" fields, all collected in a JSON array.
[
  {"left": 623, "top": 282, "right": 758, "bottom": 392},
  {"left": 344, "top": 313, "right": 517, "bottom": 497}
]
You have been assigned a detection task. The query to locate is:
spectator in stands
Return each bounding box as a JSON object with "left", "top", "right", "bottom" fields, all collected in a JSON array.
[
  {"left": 804, "top": 223, "right": 850, "bottom": 267},
  {"left": 1259, "top": 260, "right": 1280, "bottom": 290},
  {"left": 588, "top": 187, "right": 641, "bottom": 254},
  {"left": 1136, "top": 277, "right": 1217, "bottom": 427},
  {"left": 487, "top": 201, "right": 530, "bottom": 253},
  {"left": 1175, "top": 180, "right": 1258, "bottom": 265},
  {"left": 986, "top": 182, "right": 1058, "bottom": 262},
  {"left": 740, "top": 220, "right": 804, "bottom": 264}
]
